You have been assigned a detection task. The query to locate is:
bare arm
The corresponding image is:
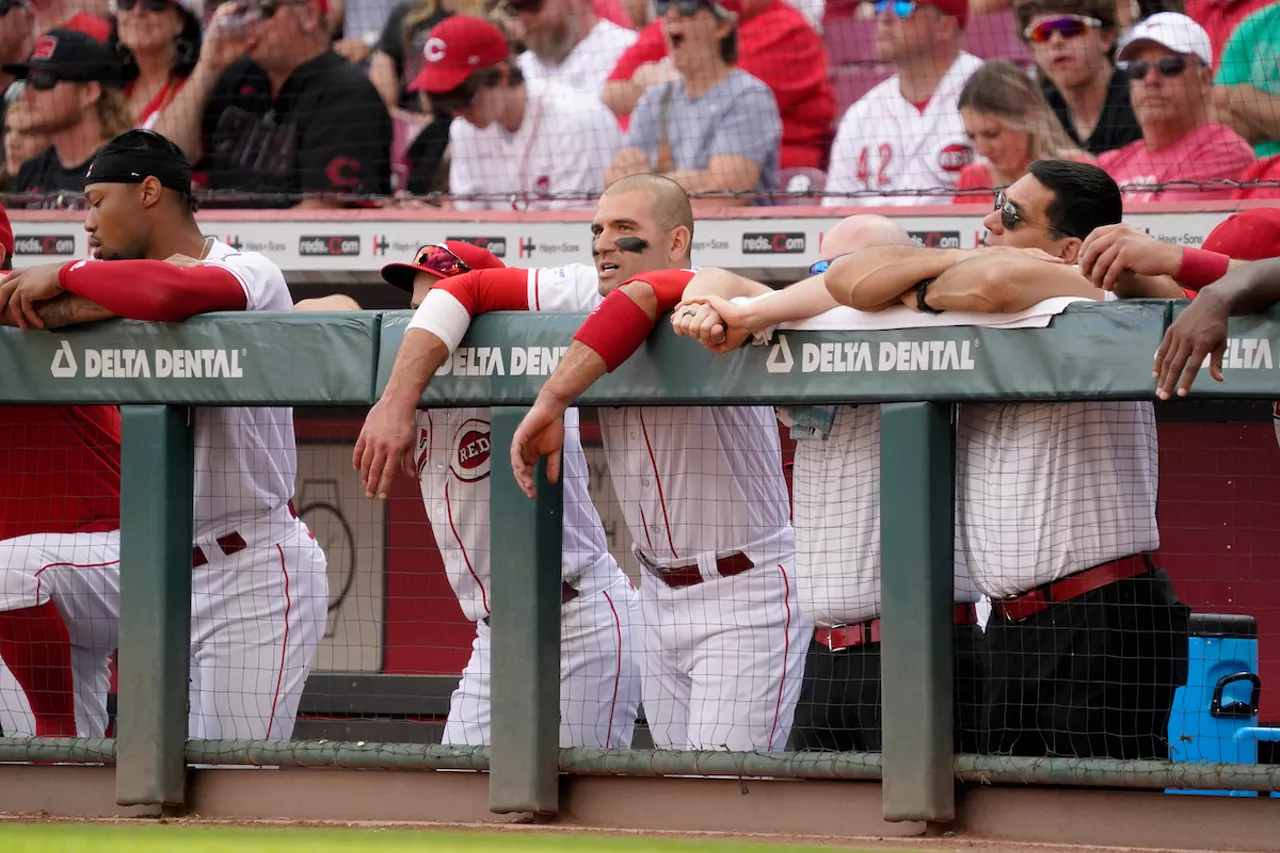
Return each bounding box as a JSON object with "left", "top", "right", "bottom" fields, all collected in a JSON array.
[
  {"left": 921, "top": 255, "right": 1102, "bottom": 313},
  {"left": 825, "top": 246, "right": 974, "bottom": 310},
  {"left": 1214, "top": 85, "right": 1280, "bottom": 146},
  {"left": 605, "top": 147, "right": 651, "bottom": 187},
  {"left": 368, "top": 51, "right": 401, "bottom": 113},
  {"left": 681, "top": 267, "right": 772, "bottom": 302},
  {"left": 0, "top": 293, "right": 118, "bottom": 328},
  {"left": 602, "top": 79, "right": 645, "bottom": 118},
  {"left": 664, "top": 156, "right": 761, "bottom": 207}
]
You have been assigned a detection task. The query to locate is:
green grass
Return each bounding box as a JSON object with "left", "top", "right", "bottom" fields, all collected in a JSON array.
[{"left": 0, "top": 823, "right": 880, "bottom": 853}]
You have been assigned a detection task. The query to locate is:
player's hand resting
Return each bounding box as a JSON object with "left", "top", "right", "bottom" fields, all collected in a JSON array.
[
  {"left": 1078, "top": 224, "right": 1181, "bottom": 291},
  {"left": 354, "top": 397, "right": 418, "bottom": 500},
  {"left": 1153, "top": 287, "right": 1230, "bottom": 399},
  {"left": 510, "top": 398, "right": 566, "bottom": 499},
  {"left": 0, "top": 263, "right": 66, "bottom": 329},
  {"left": 671, "top": 297, "right": 748, "bottom": 353}
]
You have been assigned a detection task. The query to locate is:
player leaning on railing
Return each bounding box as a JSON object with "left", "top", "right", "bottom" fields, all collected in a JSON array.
[{"left": 0, "top": 128, "right": 328, "bottom": 743}]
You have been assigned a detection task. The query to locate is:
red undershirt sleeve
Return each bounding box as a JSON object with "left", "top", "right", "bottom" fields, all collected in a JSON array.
[
  {"left": 572, "top": 269, "right": 695, "bottom": 372},
  {"left": 59, "top": 260, "right": 248, "bottom": 322}
]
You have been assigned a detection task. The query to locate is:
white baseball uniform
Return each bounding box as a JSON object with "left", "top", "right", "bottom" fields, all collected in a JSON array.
[
  {"left": 517, "top": 20, "right": 638, "bottom": 100},
  {"left": 415, "top": 263, "right": 809, "bottom": 751},
  {"left": 413, "top": 405, "right": 640, "bottom": 748},
  {"left": 823, "top": 52, "right": 982, "bottom": 207},
  {"left": 449, "top": 78, "right": 621, "bottom": 212}
]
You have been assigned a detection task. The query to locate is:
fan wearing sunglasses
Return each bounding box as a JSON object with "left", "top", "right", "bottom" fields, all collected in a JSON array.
[
  {"left": 3, "top": 29, "right": 131, "bottom": 208},
  {"left": 604, "top": 0, "right": 783, "bottom": 207},
  {"left": 110, "top": 0, "right": 202, "bottom": 130},
  {"left": 1096, "top": 12, "right": 1254, "bottom": 202},
  {"left": 150, "top": 0, "right": 392, "bottom": 208},
  {"left": 824, "top": 158, "right": 1190, "bottom": 764},
  {"left": 1014, "top": 0, "right": 1141, "bottom": 155},
  {"left": 510, "top": 0, "right": 637, "bottom": 100}
]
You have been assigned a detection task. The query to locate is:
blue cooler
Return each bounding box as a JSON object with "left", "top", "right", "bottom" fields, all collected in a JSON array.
[{"left": 1167, "top": 613, "right": 1262, "bottom": 796}]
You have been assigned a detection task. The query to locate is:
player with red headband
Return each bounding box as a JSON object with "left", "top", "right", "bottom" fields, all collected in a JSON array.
[
  {"left": 359, "top": 174, "right": 808, "bottom": 752},
  {"left": 354, "top": 240, "right": 641, "bottom": 749}
]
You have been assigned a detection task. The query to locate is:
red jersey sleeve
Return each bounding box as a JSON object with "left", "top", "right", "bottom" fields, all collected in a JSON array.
[
  {"left": 630, "top": 268, "right": 696, "bottom": 315},
  {"left": 59, "top": 260, "right": 248, "bottom": 322},
  {"left": 606, "top": 21, "right": 666, "bottom": 82},
  {"left": 431, "top": 267, "right": 532, "bottom": 315}
]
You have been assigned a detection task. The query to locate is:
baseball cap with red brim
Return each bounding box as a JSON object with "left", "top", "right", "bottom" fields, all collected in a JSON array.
[
  {"left": 408, "top": 16, "right": 509, "bottom": 94},
  {"left": 1202, "top": 208, "right": 1280, "bottom": 261},
  {"left": 381, "top": 241, "right": 506, "bottom": 291}
]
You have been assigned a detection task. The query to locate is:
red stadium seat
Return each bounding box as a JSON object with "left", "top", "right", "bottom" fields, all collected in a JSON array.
[
  {"left": 391, "top": 112, "right": 427, "bottom": 194},
  {"left": 830, "top": 63, "right": 893, "bottom": 116},
  {"left": 823, "top": 14, "right": 878, "bottom": 66},
  {"left": 1234, "top": 155, "right": 1280, "bottom": 200},
  {"left": 965, "top": 11, "right": 1032, "bottom": 67}
]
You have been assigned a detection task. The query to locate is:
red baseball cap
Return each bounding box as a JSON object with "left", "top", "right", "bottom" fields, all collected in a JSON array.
[
  {"left": 922, "top": 0, "right": 967, "bottom": 28},
  {"left": 1202, "top": 209, "right": 1280, "bottom": 261},
  {"left": 408, "top": 16, "right": 509, "bottom": 94},
  {"left": 381, "top": 241, "right": 505, "bottom": 291},
  {"left": 0, "top": 205, "right": 13, "bottom": 262}
]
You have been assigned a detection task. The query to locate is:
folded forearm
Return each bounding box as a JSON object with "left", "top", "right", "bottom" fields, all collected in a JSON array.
[{"left": 826, "top": 247, "right": 967, "bottom": 309}]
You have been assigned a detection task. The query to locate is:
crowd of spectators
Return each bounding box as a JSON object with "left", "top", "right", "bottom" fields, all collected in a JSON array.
[{"left": 0, "top": 0, "right": 1278, "bottom": 208}]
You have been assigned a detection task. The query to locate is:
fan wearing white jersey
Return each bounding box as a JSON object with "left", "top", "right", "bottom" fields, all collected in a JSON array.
[
  {"left": 824, "top": 159, "right": 1191, "bottom": 761},
  {"left": 352, "top": 240, "right": 640, "bottom": 749},
  {"left": 671, "top": 214, "right": 986, "bottom": 753},
  {"left": 0, "top": 130, "right": 329, "bottom": 743},
  {"left": 504, "top": 174, "right": 808, "bottom": 751},
  {"left": 824, "top": 0, "right": 979, "bottom": 208}
]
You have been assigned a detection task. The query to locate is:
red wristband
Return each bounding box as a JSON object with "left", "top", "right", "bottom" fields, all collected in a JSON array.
[
  {"left": 1176, "top": 247, "right": 1231, "bottom": 291},
  {"left": 573, "top": 289, "right": 656, "bottom": 372}
]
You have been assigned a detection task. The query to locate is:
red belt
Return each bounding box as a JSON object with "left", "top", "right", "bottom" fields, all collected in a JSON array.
[
  {"left": 991, "top": 553, "right": 1152, "bottom": 622},
  {"left": 650, "top": 552, "right": 755, "bottom": 589},
  {"left": 815, "top": 604, "right": 979, "bottom": 651},
  {"left": 193, "top": 500, "right": 298, "bottom": 568}
]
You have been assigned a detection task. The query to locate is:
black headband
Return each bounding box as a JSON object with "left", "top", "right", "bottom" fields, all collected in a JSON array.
[{"left": 83, "top": 149, "right": 192, "bottom": 193}]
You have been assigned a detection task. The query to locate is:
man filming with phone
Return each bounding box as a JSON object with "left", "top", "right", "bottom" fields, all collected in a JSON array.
[{"left": 152, "top": 0, "right": 391, "bottom": 209}]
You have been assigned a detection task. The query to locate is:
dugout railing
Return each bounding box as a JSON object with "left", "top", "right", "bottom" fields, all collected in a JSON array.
[{"left": 2, "top": 303, "right": 1280, "bottom": 833}]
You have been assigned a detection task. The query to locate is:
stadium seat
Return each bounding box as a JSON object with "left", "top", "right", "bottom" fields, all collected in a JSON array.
[
  {"left": 966, "top": 11, "right": 1032, "bottom": 67},
  {"left": 776, "top": 167, "right": 828, "bottom": 204},
  {"left": 830, "top": 64, "right": 893, "bottom": 116},
  {"left": 823, "top": 14, "right": 878, "bottom": 66},
  {"left": 391, "top": 112, "right": 427, "bottom": 195}
]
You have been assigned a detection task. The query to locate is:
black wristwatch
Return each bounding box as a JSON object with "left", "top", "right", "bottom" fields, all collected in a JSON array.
[{"left": 915, "top": 278, "right": 944, "bottom": 314}]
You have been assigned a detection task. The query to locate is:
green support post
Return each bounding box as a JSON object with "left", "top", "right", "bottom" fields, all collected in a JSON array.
[
  {"left": 116, "top": 405, "right": 194, "bottom": 807},
  {"left": 878, "top": 401, "right": 956, "bottom": 822},
  {"left": 487, "top": 407, "right": 563, "bottom": 815}
]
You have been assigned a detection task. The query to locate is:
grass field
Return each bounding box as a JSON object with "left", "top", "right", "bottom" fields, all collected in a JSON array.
[{"left": 0, "top": 823, "right": 889, "bottom": 853}]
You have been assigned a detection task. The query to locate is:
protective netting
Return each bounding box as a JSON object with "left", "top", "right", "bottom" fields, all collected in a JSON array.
[{"left": 5, "top": 0, "right": 1280, "bottom": 208}]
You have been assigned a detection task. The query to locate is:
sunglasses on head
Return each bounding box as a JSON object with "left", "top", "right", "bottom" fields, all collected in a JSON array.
[
  {"left": 874, "top": 0, "right": 916, "bottom": 19},
  {"left": 1023, "top": 14, "right": 1102, "bottom": 43},
  {"left": 412, "top": 244, "right": 471, "bottom": 278},
  {"left": 1119, "top": 54, "right": 1191, "bottom": 81},
  {"left": 113, "top": 0, "right": 174, "bottom": 12}
]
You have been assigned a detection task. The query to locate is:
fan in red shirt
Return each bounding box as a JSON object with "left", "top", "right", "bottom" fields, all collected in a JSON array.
[
  {"left": 0, "top": 202, "right": 123, "bottom": 741},
  {"left": 601, "top": 0, "right": 835, "bottom": 170}
]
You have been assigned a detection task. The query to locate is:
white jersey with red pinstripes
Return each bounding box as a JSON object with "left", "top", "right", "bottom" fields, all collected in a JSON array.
[
  {"left": 528, "top": 264, "right": 796, "bottom": 572},
  {"left": 413, "top": 406, "right": 618, "bottom": 624}
]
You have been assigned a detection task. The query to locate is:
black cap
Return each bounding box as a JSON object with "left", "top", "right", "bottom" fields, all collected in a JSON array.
[{"left": 2, "top": 29, "right": 123, "bottom": 85}]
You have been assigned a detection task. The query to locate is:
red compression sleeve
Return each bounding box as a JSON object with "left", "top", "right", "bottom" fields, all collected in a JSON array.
[
  {"left": 638, "top": 268, "right": 697, "bottom": 314},
  {"left": 574, "top": 289, "right": 657, "bottom": 372},
  {"left": 1175, "top": 248, "right": 1231, "bottom": 291},
  {"left": 432, "top": 268, "right": 531, "bottom": 314},
  {"left": 59, "top": 260, "right": 248, "bottom": 321},
  {"left": 0, "top": 601, "right": 77, "bottom": 736}
]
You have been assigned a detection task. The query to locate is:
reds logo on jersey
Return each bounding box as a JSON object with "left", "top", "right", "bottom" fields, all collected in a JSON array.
[
  {"left": 451, "top": 419, "right": 491, "bottom": 482},
  {"left": 938, "top": 143, "right": 974, "bottom": 174}
]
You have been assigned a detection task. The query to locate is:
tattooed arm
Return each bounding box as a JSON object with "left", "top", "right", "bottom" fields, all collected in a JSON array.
[{"left": 0, "top": 293, "right": 119, "bottom": 328}]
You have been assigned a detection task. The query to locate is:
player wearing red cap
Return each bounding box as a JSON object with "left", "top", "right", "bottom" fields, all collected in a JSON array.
[
  {"left": 824, "top": 0, "right": 980, "bottom": 207},
  {"left": 352, "top": 240, "right": 640, "bottom": 748},
  {"left": 409, "top": 15, "right": 619, "bottom": 212},
  {"left": 0, "top": 202, "right": 123, "bottom": 740}
]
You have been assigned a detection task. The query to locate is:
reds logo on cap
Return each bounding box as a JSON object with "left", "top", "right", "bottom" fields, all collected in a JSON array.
[
  {"left": 32, "top": 36, "right": 56, "bottom": 60},
  {"left": 424, "top": 36, "right": 446, "bottom": 63},
  {"left": 938, "top": 143, "right": 973, "bottom": 173},
  {"left": 450, "top": 419, "right": 491, "bottom": 482}
]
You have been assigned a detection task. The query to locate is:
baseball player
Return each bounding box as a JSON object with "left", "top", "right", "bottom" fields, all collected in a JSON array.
[
  {"left": 0, "top": 129, "right": 329, "bottom": 742},
  {"left": 353, "top": 240, "right": 640, "bottom": 749},
  {"left": 824, "top": 160, "right": 1190, "bottom": 760},
  {"left": 504, "top": 173, "right": 809, "bottom": 751},
  {"left": 0, "top": 199, "right": 123, "bottom": 740},
  {"left": 823, "top": 0, "right": 980, "bottom": 207},
  {"left": 670, "top": 215, "right": 986, "bottom": 753}
]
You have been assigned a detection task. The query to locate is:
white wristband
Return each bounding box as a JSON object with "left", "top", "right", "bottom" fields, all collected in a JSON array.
[{"left": 406, "top": 288, "right": 473, "bottom": 352}]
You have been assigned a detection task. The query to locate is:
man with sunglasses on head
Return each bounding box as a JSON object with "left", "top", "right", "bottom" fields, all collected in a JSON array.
[
  {"left": 511, "top": 0, "right": 636, "bottom": 100},
  {"left": 1097, "top": 12, "right": 1254, "bottom": 202},
  {"left": 824, "top": 0, "right": 979, "bottom": 207},
  {"left": 410, "top": 15, "right": 618, "bottom": 211},
  {"left": 5, "top": 29, "right": 129, "bottom": 208},
  {"left": 823, "top": 159, "right": 1190, "bottom": 762},
  {"left": 350, "top": 241, "right": 642, "bottom": 750},
  {"left": 1014, "top": 0, "right": 1140, "bottom": 156},
  {"left": 668, "top": 215, "right": 987, "bottom": 756},
  {"left": 150, "top": 0, "right": 391, "bottom": 208}
]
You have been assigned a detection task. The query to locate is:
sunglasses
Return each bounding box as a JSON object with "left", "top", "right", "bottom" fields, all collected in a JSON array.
[
  {"left": 0, "top": 0, "right": 27, "bottom": 15},
  {"left": 412, "top": 244, "right": 471, "bottom": 278},
  {"left": 1119, "top": 54, "right": 1191, "bottom": 81},
  {"left": 994, "top": 191, "right": 1035, "bottom": 232},
  {"left": 504, "top": 0, "right": 542, "bottom": 12},
  {"left": 113, "top": 0, "right": 174, "bottom": 12},
  {"left": 654, "top": 0, "right": 719, "bottom": 15},
  {"left": 808, "top": 259, "right": 831, "bottom": 276},
  {"left": 26, "top": 69, "right": 65, "bottom": 91},
  {"left": 874, "top": 0, "right": 916, "bottom": 19},
  {"left": 1023, "top": 14, "right": 1102, "bottom": 42}
]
